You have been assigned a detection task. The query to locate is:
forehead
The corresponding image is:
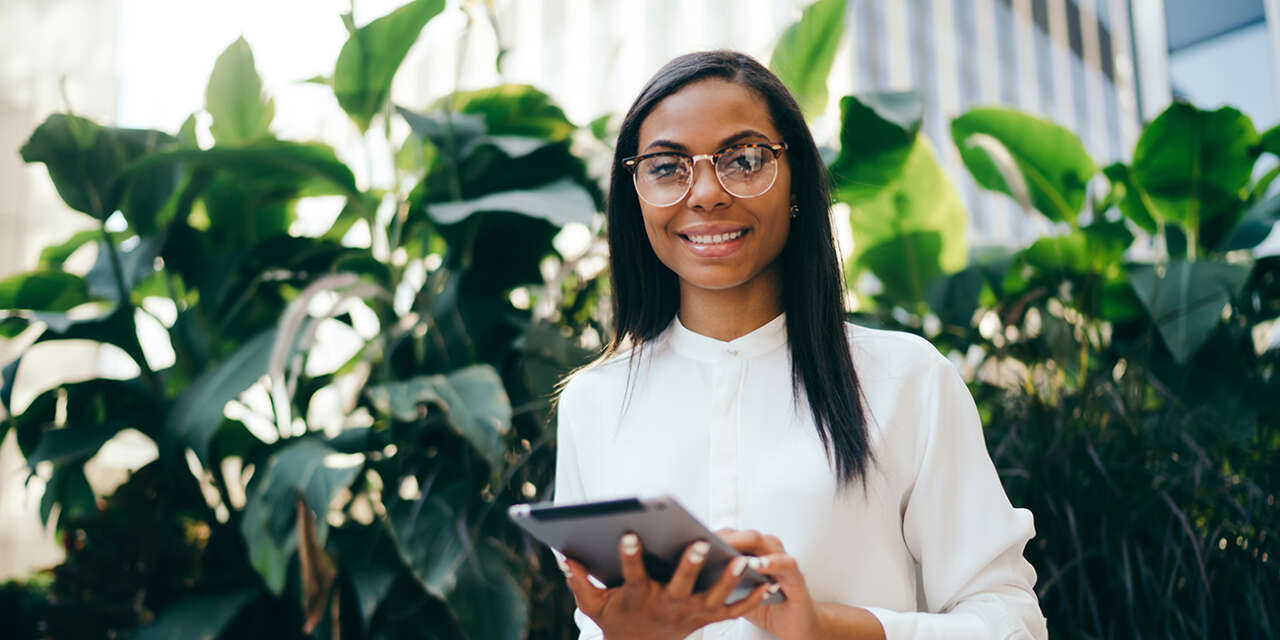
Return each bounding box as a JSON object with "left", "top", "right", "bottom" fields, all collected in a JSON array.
[{"left": 637, "top": 78, "right": 780, "bottom": 150}]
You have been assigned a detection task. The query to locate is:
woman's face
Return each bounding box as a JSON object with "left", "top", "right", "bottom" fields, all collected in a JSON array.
[{"left": 633, "top": 78, "right": 792, "bottom": 296}]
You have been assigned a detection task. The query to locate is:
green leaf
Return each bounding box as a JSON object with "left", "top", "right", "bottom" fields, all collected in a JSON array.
[
  {"left": 333, "top": 0, "right": 445, "bottom": 132},
  {"left": 19, "top": 114, "right": 175, "bottom": 220},
  {"left": 438, "top": 84, "right": 576, "bottom": 142},
  {"left": 1221, "top": 193, "right": 1280, "bottom": 251},
  {"left": 924, "top": 265, "right": 985, "bottom": 329},
  {"left": 952, "top": 107, "right": 1096, "bottom": 222},
  {"left": 125, "top": 140, "right": 360, "bottom": 198},
  {"left": 1103, "top": 163, "right": 1158, "bottom": 233},
  {"left": 367, "top": 365, "right": 512, "bottom": 468},
  {"left": 240, "top": 439, "right": 363, "bottom": 595},
  {"left": 0, "top": 271, "right": 90, "bottom": 312},
  {"left": 25, "top": 421, "right": 126, "bottom": 467},
  {"left": 133, "top": 589, "right": 257, "bottom": 640},
  {"left": 840, "top": 138, "right": 969, "bottom": 306},
  {"left": 166, "top": 329, "right": 277, "bottom": 462},
  {"left": 206, "top": 36, "right": 275, "bottom": 146},
  {"left": 769, "top": 0, "right": 848, "bottom": 119},
  {"left": 1126, "top": 260, "right": 1250, "bottom": 363},
  {"left": 426, "top": 177, "right": 594, "bottom": 227},
  {"left": 828, "top": 92, "right": 921, "bottom": 200},
  {"left": 39, "top": 464, "right": 95, "bottom": 530},
  {"left": 1131, "top": 103, "right": 1259, "bottom": 242},
  {"left": 331, "top": 525, "right": 402, "bottom": 629},
  {"left": 1262, "top": 123, "right": 1280, "bottom": 156},
  {"left": 38, "top": 229, "right": 102, "bottom": 270},
  {"left": 446, "top": 540, "right": 528, "bottom": 640},
  {"left": 388, "top": 496, "right": 466, "bottom": 598},
  {"left": 84, "top": 236, "right": 160, "bottom": 303}
]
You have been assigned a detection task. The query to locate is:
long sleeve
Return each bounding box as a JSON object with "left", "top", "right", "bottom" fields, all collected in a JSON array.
[
  {"left": 552, "top": 382, "right": 606, "bottom": 640},
  {"left": 862, "top": 354, "right": 1048, "bottom": 639}
]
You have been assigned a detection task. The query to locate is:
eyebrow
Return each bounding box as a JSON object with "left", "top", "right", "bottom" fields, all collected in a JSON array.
[{"left": 642, "top": 129, "right": 771, "bottom": 153}]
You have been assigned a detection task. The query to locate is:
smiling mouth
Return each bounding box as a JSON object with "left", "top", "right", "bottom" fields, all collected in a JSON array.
[{"left": 678, "top": 229, "right": 748, "bottom": 245}]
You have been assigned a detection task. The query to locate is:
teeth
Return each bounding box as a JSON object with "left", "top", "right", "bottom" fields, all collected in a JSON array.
[{"left": 687, "top": 230, "right": 745, "bottom": 245}]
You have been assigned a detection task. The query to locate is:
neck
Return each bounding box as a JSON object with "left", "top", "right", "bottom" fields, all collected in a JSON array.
[{"left": 677, "top": 264, "right": 783, "bottom": 341}]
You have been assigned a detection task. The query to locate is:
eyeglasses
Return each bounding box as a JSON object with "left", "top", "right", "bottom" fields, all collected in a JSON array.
[{"left": 621, "top": 141, "right": 788, "bottom": 207}]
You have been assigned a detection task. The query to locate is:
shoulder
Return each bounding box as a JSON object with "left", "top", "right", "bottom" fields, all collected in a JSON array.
[{"left": 841, "top": 320, "right": 952, "bottom": 382}]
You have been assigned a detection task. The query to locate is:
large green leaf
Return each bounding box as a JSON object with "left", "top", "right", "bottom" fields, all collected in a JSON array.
[
  {"left": 333, "top": 0, "right": 445, "bottom": 132},
  {"left": 387, "top": 496, "right": 466, "bottom": 598},
  {"left": 446, "top": 539, "right": 528, "bottom": 640},
  {"left": 366, "top": 364, "right": 511, "bottom": 468},
  {"left": 1103, "top": 162, "right": 1158, "bottom": 233},
  {"left": 125, "top": 140, "right": 360, "bottom": 198},
  {"left": 425, "top": 177, "right": 594, "bottom": 228},
  {"left": 1127, "top": 260, "right": 1250, "bottom": 363},
  {"left": 20, "top": 114, "right": 176, "bottom": 221},
  {"left": 1262, "top": 123, "right": 1280, "bottom": 156},
  {"left": 39, "top": 464, "right": 96, "bottom": 530},
  {"left": 840, "top": 140, "right": 968, "bottom": 305},
  {"left": 1221, "top": 193, "right": 1280, "bottom": 251},
  {"left": 166, "top": 329, "right": 277, "bottom": 462},
  {"left": 437, "top": 84, "right": 576, "bottom": 142},
  {"left": 1131, "top": 103, "right": 1259, "bottom": 244},
  {"left": 330, "top": 525, "right": 402, "bottom": 629},
  {"left": 84, "top": 235, "right": 160, "bottom": 303},
  {"left": 768, "top": 0, "right": 848, "bottom": 119},
  {"left": 38, "top": 229, "right": 105, "bottom": 270},
  {"left": 25, "top": 421, "right": 128, "bottom": 468},
  {"left": 206, "top": 37, "right": 274, "bottom": 146},
  {"left": 240, "top": 439, "right": 363, "bottom": 595},
  {"left": 952, "top": 108, "right": 1096, "bottom": 222},
  {"left": 828, "top": 92, "right": 967, "bottom": 305},
  {"left": 828, "top": 92, "right": 921, "bottom": 200},
  {"left": 0, "top": 271, "right": 90, "bottom": 312},
  {"left": 133, "top": 589, "right": 257, "bottom": 640}
]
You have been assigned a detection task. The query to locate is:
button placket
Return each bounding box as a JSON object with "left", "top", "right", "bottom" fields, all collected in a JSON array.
[{"left": 707, "top": 355, "right": 743, "bottom": 532}]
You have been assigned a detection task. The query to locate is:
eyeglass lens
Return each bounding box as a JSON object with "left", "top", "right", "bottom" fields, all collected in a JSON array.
[{"left": 633, "top": 146, "right": 779, "bottom": 206}]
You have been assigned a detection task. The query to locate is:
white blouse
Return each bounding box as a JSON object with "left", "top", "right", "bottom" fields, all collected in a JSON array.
[{"left": 553, "top": 312, "right": 1048, "bottom": 640}]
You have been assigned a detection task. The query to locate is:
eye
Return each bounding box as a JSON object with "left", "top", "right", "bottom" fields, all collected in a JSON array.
[
  {"left": 721, "top": 147, "right": 765, "bottom": 174},
  {"left": 642, "top": 156, "right": 687, "bottom": 180}
]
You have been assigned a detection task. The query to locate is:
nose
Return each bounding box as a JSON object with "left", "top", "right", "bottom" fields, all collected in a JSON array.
[{"left": 684, "top": 155, "right": 730, "bottom": 212}]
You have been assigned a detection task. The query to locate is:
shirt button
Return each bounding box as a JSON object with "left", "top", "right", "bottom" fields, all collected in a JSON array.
[{"left": 726, "top": 349, "right": 738, "bottom": 356}]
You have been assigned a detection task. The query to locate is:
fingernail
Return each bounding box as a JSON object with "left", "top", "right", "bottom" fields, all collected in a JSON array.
[
  {"left": 556, "top": 556, "right": 573, "bottom": 578},
  {"left": 768, "top": 583, "right": 781, "bottom": 595},
  {"left": 757, "top": 557, "right": 771, "bottom": 570},
  {"left": 731, "top": 556, "right": 747, "bottom": 576},
  {"left": 621, "top": 533, "right": 640, "bottom": 556},
  {"left": 689, "top": 540, "right": 710, "bottom": 564},
  {"left": 747, "top": 557, "right": 761, "bottom": 571}
]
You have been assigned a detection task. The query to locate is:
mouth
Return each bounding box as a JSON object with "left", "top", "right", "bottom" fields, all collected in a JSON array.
[{"left": 676, "top": 228, "right": 750, "bottom": 258}]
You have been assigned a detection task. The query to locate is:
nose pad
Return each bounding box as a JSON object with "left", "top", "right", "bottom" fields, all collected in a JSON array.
[{"left": 684, "top": 156, "right": 730, "bottom": 211}]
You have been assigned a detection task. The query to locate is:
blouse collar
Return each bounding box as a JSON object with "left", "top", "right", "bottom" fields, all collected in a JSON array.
[{"left": 664, "top": 311, "right": 789, "bottom": 362}]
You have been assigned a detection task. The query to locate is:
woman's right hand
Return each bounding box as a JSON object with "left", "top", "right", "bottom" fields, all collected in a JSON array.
[{"left": 558, "top": 533, "right": 773, "bottom": 640}]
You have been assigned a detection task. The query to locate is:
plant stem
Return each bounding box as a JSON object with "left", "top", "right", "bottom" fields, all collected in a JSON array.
[{"left": 100, "top": 226, "right": 161, "bottom": 395}]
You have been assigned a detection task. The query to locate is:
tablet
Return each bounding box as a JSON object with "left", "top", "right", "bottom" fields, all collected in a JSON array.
[{"left": 508, "top": 495, "right": 783, "bottom": 605}]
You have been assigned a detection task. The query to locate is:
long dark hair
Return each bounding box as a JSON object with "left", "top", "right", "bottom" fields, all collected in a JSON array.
[{"left": 572, "top": 50, "right": 872, "bottom": 489}]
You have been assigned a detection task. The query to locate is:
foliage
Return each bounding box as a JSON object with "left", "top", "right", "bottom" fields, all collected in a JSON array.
[
  {"left": 3, "top": 2, "right": 597, "bottom": 638},
  {"left": 4, "top": 0, "right": 1279, "bottom": 638}
]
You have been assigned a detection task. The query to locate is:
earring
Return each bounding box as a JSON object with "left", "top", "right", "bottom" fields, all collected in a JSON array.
[{"left": 789, "top": 203, "right": 799, "bottom": 219}]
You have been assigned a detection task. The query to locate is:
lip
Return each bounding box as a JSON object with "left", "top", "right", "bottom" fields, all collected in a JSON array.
[{"left": 677, "top": 228, "right": 750, "bottom": 258}]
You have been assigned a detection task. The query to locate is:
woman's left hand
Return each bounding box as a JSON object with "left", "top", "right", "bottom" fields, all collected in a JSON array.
[{"left": 716, "top": 529, "right": 821, "bottom": 640}]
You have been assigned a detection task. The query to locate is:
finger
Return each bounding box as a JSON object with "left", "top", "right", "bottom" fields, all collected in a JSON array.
[
  {"left": 617, "top": 532, "right": 649, "bottom": 585},
  {"left": 720, "top": 581, "right": 773, "bottom": 620},
  {"left": 760, "top": 534, "right": 786, "bottom": 553},
  {"left": 746, "top": 553, "right": 803, "bottom": 592},
  {"left": 700, "top": 555, "right": 749, "bottom": 607},
  {"left": 718, "top": 529, "right": 767, "bottom": 555},
  {"left": 558, "top": 556, "right": 607, "bottom": 614},
  {"left": 664, "top": 539, "right": 712, "bottom": 597}
]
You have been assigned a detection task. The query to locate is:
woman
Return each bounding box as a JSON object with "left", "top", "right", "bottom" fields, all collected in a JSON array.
[{"left": 552, "top": 50, "right": 1047, "bottom": 640}]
